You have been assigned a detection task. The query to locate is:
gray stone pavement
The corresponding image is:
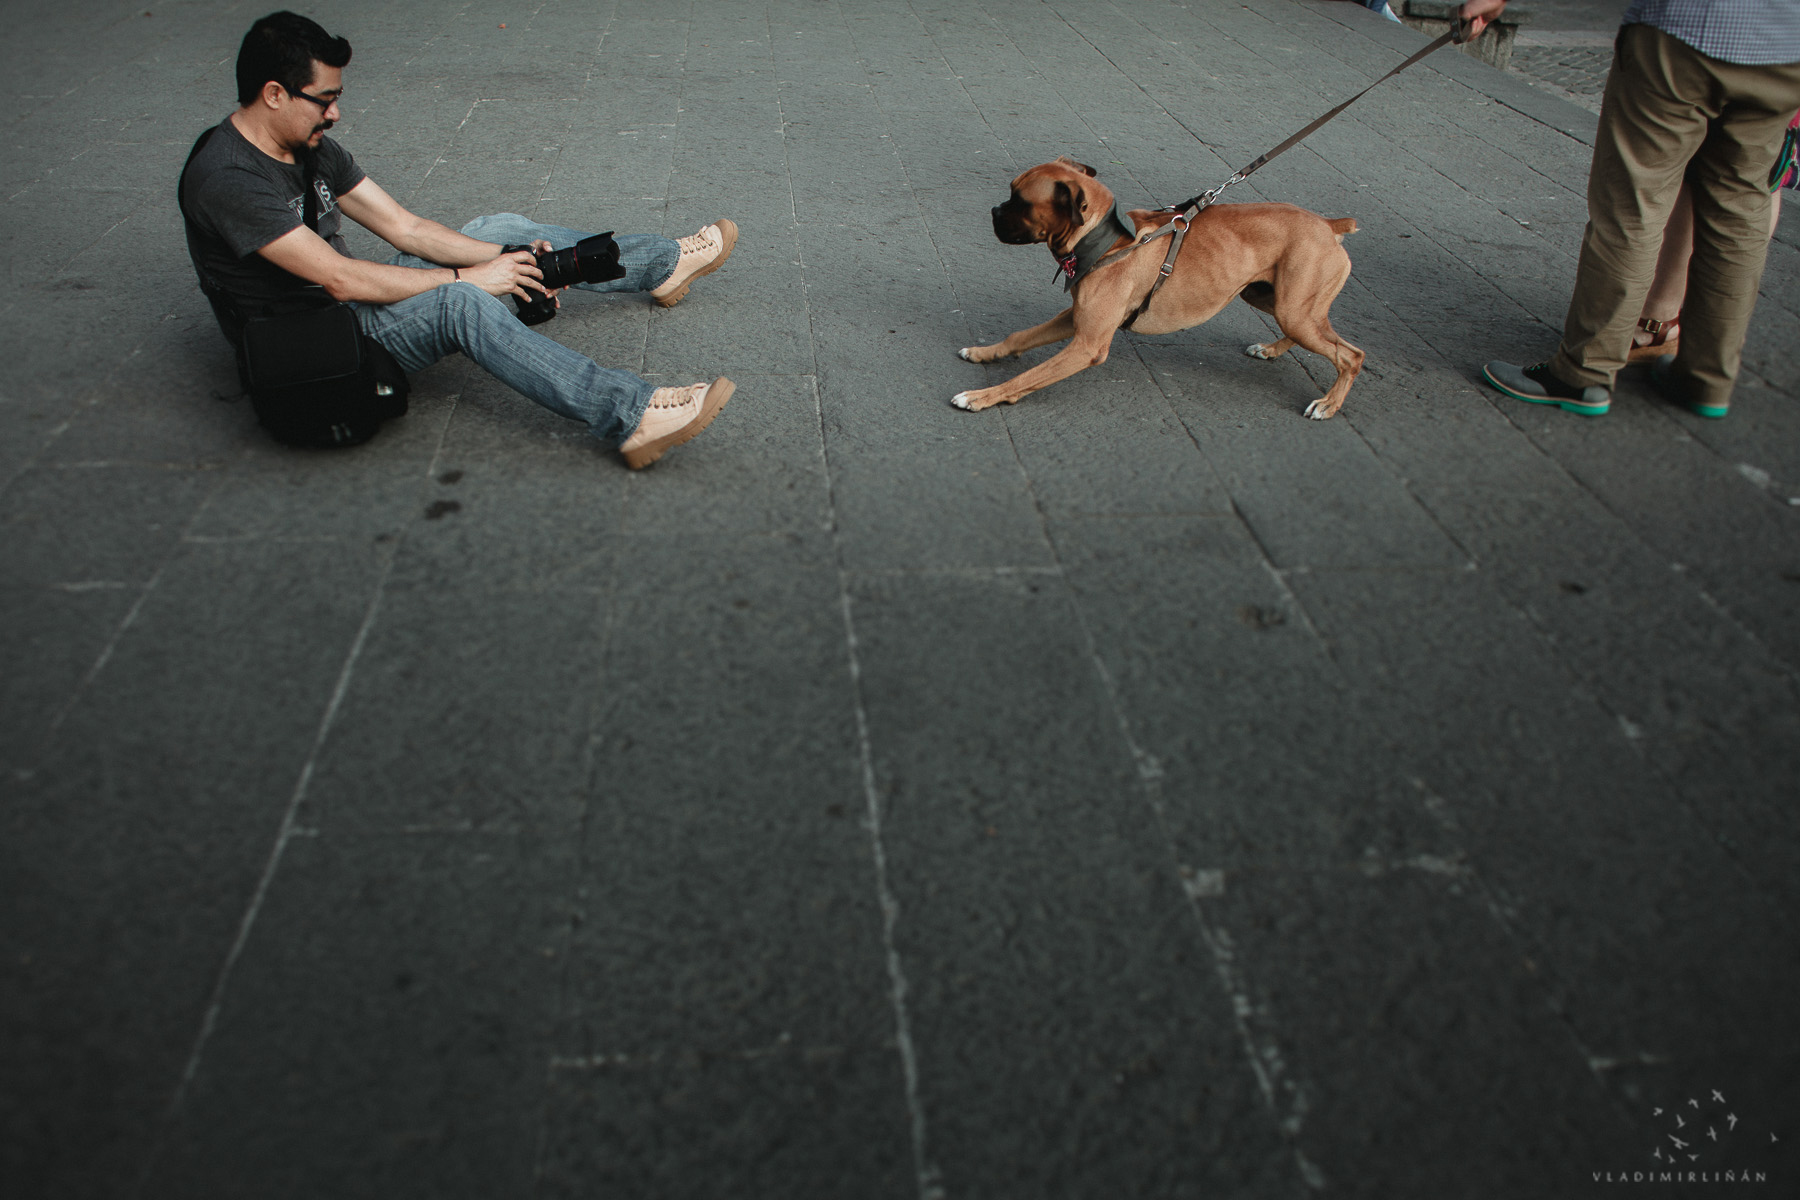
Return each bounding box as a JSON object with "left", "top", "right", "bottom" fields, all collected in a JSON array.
[
  {"left": 4, "top": 0, "right": 1799, "bottom": 1196},
  {"left": 1505, "top": 0, "right": 1628, "bottom": 112},
  {"left": 1509, "top": 43, "right": 1612, "bottom": 111}
]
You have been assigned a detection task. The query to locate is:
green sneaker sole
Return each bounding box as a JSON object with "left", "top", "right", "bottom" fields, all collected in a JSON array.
[
  {"left": 1482, "top": 363, "right": 1610, "bottom": 416},
  {"left": 1651, "top": 358, "right": 1729, "bottom": 418}
]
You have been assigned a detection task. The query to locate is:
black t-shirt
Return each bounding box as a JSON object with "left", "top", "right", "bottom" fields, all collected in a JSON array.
[{"left": 180, "top": 117, "right": 366, "bottom": 314}]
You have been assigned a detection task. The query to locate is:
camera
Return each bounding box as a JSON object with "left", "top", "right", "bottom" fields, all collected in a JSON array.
[{"left": 503, "top": 234, "right": 626, "bottom": 326}]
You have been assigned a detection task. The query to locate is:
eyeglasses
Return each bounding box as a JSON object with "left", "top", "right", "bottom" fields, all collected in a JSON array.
[{"left": 285, "top": 85, "right": 341, "bottom": 109}]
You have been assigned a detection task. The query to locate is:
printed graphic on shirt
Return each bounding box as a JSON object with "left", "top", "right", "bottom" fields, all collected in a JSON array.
[{"left": 286, "top": 178, "right": 338, "bottom": 222}]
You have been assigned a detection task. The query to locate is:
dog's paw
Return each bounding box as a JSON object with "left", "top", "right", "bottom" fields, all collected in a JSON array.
[
  {"left": 1304, "top": 398, "right": 1340, "bottom": 420},
  {"left": 952, "top": 391, "right": 985, "bottom": 411},
  {"left": 1245, "top": 342, "right": 1273, "bottom": 360},
  {"left": 958, "top": 347, "right": 977, "bottom": 362}
]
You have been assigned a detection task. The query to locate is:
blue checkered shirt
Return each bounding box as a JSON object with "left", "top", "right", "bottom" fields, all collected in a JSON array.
[{"left": 1621, "top": 0, "right": 1800, "bottom": 65}]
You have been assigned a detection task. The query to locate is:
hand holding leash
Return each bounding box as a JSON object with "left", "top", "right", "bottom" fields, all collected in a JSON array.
[{"left": 1454, "top": 0, "right": 1506, "bottom": 43}]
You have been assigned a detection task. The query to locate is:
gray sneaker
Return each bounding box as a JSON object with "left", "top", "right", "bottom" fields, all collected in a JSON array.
[
  {"left": 1482, "top": 360, "right": 1610, "bottom": 416},
  {"left": 1649, "top": 355, "right": 1728, "bottom": 418}
]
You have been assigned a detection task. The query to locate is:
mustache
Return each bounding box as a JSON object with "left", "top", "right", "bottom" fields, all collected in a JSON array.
[{"left": 311, "top": 120, "right": 335, "bottom": 135}]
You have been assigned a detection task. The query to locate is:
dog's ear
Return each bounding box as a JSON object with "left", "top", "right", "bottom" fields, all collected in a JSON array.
[
  {"left": 1056, "top": 156, "right": 1099, "bottom": 178},
  {"left": 1053, "top": 179, "right": 1088, "bottom": 223}
]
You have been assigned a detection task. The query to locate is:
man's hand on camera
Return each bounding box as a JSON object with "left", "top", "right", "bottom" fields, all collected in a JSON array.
[
  {"left": 528, "top": 240, "right": 567, "bottom": 307},
  {"left": 461, "top": 248, "right": 552, "bottom": 303}
]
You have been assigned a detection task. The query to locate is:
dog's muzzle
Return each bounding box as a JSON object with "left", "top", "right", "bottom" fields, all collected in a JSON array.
[{"left": 991, "top": 205, "right": 1036, "bottom": 245}]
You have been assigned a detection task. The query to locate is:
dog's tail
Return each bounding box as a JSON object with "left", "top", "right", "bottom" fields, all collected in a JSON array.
[{"left": 1328, "top": 217, "right": 1359, "bottom": 243}]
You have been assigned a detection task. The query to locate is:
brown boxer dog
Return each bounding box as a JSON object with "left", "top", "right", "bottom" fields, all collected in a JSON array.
[{"left": 956, "top": 157, "right": 1363, "bottom": 419}]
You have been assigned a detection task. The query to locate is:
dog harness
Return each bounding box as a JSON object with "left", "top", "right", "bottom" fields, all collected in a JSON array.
[
  {"left": 1053, "top": 207, "right": 1137, "bottom": 291},
  {"left": 1116, "top": 25, "right": 1461, "bottom": 329}
]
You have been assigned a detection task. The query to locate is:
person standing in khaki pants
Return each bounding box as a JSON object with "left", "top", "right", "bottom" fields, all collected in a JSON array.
[{"left": 1479, "top": 0, "right": 1800, "bottom": 419}]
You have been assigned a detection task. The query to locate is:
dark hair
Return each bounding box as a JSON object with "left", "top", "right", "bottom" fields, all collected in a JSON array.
[{"left": 235, "top": 11, "right": 351, "bottom": 106}]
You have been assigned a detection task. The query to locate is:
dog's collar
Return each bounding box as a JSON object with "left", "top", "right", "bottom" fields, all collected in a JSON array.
[{"left": 1053, "top": 207, "right": 1136, "bottom": 291}]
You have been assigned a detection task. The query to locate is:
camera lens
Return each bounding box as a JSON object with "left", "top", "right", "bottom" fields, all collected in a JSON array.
[{"left": 535, "top": 233, "right": 626, "bottom": 290}]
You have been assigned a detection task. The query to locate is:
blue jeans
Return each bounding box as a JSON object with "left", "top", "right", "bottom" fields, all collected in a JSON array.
[{"left": 354, "top": 214, "right": 681, "bottom": 443}]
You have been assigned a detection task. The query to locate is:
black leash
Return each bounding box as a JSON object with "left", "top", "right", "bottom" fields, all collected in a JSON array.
[{"left": 1121, "top": 27, "right": 1460, "bottom": 328}]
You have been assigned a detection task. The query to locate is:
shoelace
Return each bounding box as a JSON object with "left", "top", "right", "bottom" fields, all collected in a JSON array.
[
  {"left": 675, "top": 227, "right": 717, "bottom": 257},
  {"left": 647, "top": 384, "right": 703, "bottom": 410}
]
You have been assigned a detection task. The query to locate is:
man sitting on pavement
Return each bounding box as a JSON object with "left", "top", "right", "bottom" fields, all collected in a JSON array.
[
  {"left": 1475, "top": 0, "right": 1800, "bottom": 420},
  {"left": 182, "top": 10, "right": 736, "bottom": 466}
]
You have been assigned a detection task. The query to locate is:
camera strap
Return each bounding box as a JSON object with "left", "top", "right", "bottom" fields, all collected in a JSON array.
[{"left": 299, "top": 148, "right": 320, "bottom": 232}]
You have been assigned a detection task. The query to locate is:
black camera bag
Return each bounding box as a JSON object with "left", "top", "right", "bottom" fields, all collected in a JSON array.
[
  {"left": 237, "top": 303, "right": 406, "bottom": 447},
  {"left": 179, "top": 126, "right": 408, "bottom": 448}
]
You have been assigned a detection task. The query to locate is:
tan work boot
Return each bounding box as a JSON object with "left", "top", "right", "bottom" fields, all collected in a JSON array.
[
  {"left": 649, "top": 219, "right": 737, "bottom": 308},
  {"left": 619, "top": 378, "right": 735, "bottom": 469}
]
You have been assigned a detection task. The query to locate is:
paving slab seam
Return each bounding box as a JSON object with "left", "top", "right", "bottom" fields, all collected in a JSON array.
[
  {"left": 629, "top": 6, "right": 683, "bottom": 374},
  {"left": 0, "top": 313, "right": 197, "bottom": 500},
  {"left": 1303, "top": 341, "right": 1800, "bottom": 895},
  {"left": 1309, "top": 243, "right": 1800, "bottom": 694},
  {"left": 1299, "top": 0, "right": 1602, "bottom": 147},
  {"left": 887, "top": 8, "right": 1330, "bottom": 1173},
  {"left": 1230, "top": 550, "right": 1738, "bottom": 1139},
  {"left": 916, "top": 12, "right": 1572, "bottom": 1168},
  {"left": 498, "top": 8, "right": 642, "bottom": 1177},
  {"left": 3, "top": 38, "right": 209, "bottom": 203},
  {"left": 41, "top": 459, "right": 228, "bottom": 471},
  {"left": 1046, "top": 540, "right": 1333, "bottom": 1192},
  {"left": 401, "top": 96, "right": 483, "bottom": 210},
  {"left": 1398, "top": 775, "right": 1653, "bottom": 1108},
  {"left": 1017, "top": 0, "right": 1243, "bottom": 206},
  {"left": 1278, "top": 0, "right": 1603, "bottom": 161},
  {"left": 182, "top": 533, "right": 368, "bottom": 544},
  {"left": 129, "top": 344, "right": 481, "bottom": 1190},
  {"left": 392, "top": 0, "right": 480, "bottom": 73},
  {"left": 132, "top": 537, "right": 401, "bottom": 1197},
  {"left": 1115, "top": 331, "right": 1773, "bottom": 1140},
  {"left": 1188, "top": 1, "right": 1600, "bottom": 265},
  {"left": 1264, "top": 353, "right": 1486, "bottom": 572},
  {"left": 960, "top": 0, "right": 1239, "bottom": 233},
  {"left": 1285, "top": 417, "right": 1800, "bottom": 917},
  {"left": 1398, "top": 358, "right": 1800, "bottom": 688},
  {"left": 28, "top": 453, "right": 243, "bottom": 774},
  {"left": 1128, "top": 5, "right": 1578, "bottom": 329},
  {"left": 514, "top": 20, "right": 640, "bottom": 1184},
  {"left": 1119, "top": 0, "right": 1587, "bottom": 207},
  {"left": 775, "top": 19, "right": 944, "bottom": 1195},
  {"left": 1665, "top": 567, "right": 1800, "bottom": 689},
  {"left": 849, "top": 564, "right": 1066, "bottom": 577},
  {"left": 538, "top": 499, "right": 630, "bottom": 1189}
]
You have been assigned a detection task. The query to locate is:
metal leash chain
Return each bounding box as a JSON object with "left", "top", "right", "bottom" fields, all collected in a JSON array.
[{"left": 1121, "top": 26, "right": 1461, "bottom": 328}]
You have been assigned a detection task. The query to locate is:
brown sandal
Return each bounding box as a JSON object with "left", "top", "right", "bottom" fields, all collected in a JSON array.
[{"left": 1628, "top": 314, "right": 1679, "bottom": 363}]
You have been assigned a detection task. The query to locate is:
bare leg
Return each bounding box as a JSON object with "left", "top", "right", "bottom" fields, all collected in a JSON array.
[{"left": 1634, "top": 182, "right": 1692, "bottom": 348}]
